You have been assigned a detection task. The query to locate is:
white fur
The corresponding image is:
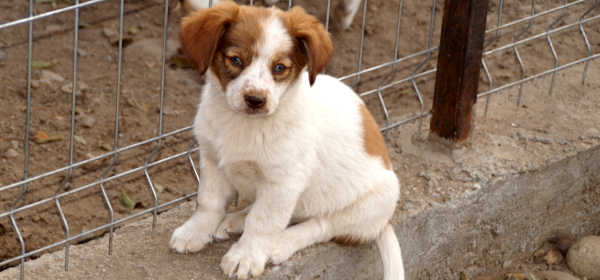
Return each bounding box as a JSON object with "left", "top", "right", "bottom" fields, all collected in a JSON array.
[
  {"left": 182, "top": 0, "right": 362, "bottom": 30},
  {"left": 182, "top": 0, "right": 220, "bottom": 10},
  {"left": 170, "top": 7, "right": 404, "bottom": 280},
  {"left": 265, "top": 0, "right": 363, "bottom": 30}
]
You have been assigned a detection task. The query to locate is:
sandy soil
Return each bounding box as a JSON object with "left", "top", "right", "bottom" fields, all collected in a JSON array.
[{"left": 0, "top": 0, "right": 599, "bottom": 277}]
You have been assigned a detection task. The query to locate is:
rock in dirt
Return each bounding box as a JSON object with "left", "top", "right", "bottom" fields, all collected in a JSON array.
[
  {"left": 123, "top": 38, "right": 179, "bottom": 60},
  {"left": 61, "top": 81, "right": 89, "bottom": 95},
  {"left": 102, "top": 27, "right": 116, "bottom": 38},
  {"left": 77, "top": 114, "right": 96, "bottom": 128},
  {"left": 11, "top": 140, "right": 19, "bottom": 150},
  {"left": 82, "top": 153, "right": 101, "bottom": 170},
  {"left": 41, "top": 70, "right": 64, "bottom": 82},
  {"left": 536, "top": 271, "right": 579, "bottom": 280},
  {"left": 77, "top": 48, "right": 87, "bottom": 57},
  {"left": 566, "top": 235, "right": 600, "bottom": 279},
  {"left": 4, "top": 148, "right": 19, "bottom": 158},
  {"left": 0, "top": 50, "right": 5, "bottom": 61},
  {"left": 30, "top": 79, "right": 40, "bottom": 89},
  {"left": 45, "top": 24, "right": 62, "bottom": 33}
]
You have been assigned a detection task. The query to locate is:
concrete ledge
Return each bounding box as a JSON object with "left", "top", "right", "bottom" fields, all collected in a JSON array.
[{"left": 1, "top": 65, "right": 599, "bottom": 280}]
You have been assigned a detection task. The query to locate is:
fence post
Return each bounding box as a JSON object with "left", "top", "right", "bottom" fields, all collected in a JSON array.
[{"left": 429, "top": 0, "right": 489, "bottom": 145}]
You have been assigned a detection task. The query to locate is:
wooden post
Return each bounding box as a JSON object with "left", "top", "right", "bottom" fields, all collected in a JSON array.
[{"left": 430, "top": 0, "right": 489, "bottom": 145}]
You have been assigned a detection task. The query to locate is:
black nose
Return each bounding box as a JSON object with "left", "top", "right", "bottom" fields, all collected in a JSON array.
[{"left": 244, "top": 95, "right": 266, "bottom": 109}]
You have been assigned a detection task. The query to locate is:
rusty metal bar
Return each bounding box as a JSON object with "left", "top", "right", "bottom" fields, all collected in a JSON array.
[{"left": 429, "top": 0, "right": 490, "bottom": 144}]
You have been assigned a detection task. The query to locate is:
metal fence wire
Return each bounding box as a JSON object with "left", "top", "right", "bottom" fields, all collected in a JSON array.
[{"left": 0, "top": 0, "right": 598, "bottom": 279}]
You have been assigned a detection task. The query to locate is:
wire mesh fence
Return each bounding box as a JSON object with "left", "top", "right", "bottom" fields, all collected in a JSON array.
[{"left": 0, "top": 0, "right": 598, "bottom": 279}]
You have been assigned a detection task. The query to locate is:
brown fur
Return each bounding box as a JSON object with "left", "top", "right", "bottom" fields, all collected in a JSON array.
[
  {"left": 283, "top": 6, "right": 333, "bottom": 86},
  {"left": 359, "top": 103, "right": 391, "bottom": 170},
  {"left": 180, "top": 1, "right": 240, "bottom": 77},
  {"left": 331, "top": 235, "right": 366, "bottom": 247},
  {"left": 180, "top": 2, "right": 328, "bottom": 89}
]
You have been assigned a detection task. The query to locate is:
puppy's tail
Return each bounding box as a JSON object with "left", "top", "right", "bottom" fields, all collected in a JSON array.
[{"left": 375, "top": 223, "right": 405, "bottom": 280}]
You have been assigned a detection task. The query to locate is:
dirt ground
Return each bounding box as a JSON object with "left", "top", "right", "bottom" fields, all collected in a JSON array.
[{"left": 0, "top": 0, "right": 599, "bottom": 278}]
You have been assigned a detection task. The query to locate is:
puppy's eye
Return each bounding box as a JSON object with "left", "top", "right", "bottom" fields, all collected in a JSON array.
[
  {"left": 231, "top": 56, "right": 242, "bottom": 66},
  {"left": 273, "top": 64, "right": 286, "bottom": 73}
]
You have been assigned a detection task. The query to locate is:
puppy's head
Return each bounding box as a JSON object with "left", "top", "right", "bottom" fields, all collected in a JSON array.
[{"left": 180, "top": 1, "right": 333, "bottom": 116}]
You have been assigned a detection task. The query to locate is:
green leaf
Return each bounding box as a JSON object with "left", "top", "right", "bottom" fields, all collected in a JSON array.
[
  {"left": 394, "top": 88, "right": 410, "bottom": 98},
  {"left": 119, "top": 190, "right": 135, "bottom": 210},
  {"left": 78, "top": 22, "right": 92, "bottom": 29},
  {"left": 74, "top": 135, "right": 86, "bottom": 145},
  {"left": 32, "top": 61, "right": 53, "bottom": 69},
  {"left": 36, "top": 133, "right": 64, "bottom": 144}
]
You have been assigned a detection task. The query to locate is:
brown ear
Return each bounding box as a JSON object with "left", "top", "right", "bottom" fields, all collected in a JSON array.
[
  {"left": 180, "top": 1, "right": 239, "bottom": 76},
  {"left": 285, "top": 7, "right": 333, "bottom": 86}
]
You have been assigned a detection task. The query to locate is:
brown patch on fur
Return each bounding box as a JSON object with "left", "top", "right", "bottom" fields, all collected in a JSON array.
[
  {"left": 180, "top": 1, "right": 240, "bottom": 77},
  {"left": 270, "top": 55, "right": 294, "bottom": 82},
  {"left": 331, "top": 235, "right": 366, "bottom": 247},
  {"left": 180, "top": 2, "right": 271, "bottom": 88},
  {"left": 359, "top": 103, "right": 391, "bottom": 170},
  {"left": 283, "top": 6, "right": 333, "bottom": 86},
  {"left": 180, "top": 2, "right": 332, "bottom": 89}
]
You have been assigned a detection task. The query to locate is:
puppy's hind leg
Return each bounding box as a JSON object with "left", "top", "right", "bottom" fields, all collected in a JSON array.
[
  {"left": 215, "top": 205, "right": 252, "bottom": 240},
  {"left": 270, "top": 218, "right": 336, "bottom": 264}
]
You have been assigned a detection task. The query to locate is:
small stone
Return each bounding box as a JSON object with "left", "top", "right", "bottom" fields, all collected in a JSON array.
[
  {"left": 123, "top": 38, "right": 180, "bottom": 60},
  {"left": 77, "top": 115, "right": 96, "bottom": 128},
  {"left": 32, "top": 214, "right": 42, "bottom": 222},
  {"left": 11, "top": 140, "right": 19, "bottom": 149},
  {"left": 61, "top": 81, "right": 89, "bottom": 95},
  {"left": 30, "top": 79, "right": 40, "bottom": 89},
  {"left": 82, "top": 153, "right": 101, "bottom": 170},
  {"left": 502, "top": 260, "right": 512, "bottom": 269},
  {"left": 566, "top": 235, "right": 600, "bottom": 279},
  {"left": 0, "top": 50, "right": 5, "bottom": 61},
  {"left": 77, "top": 48, "right": 87, "bottom": 57},
  {"left": 102, "top": 27, "right": 116, "bottom": 38},
  {"left": 163, "top": 106, "right": 179, "bottom": 116},
  {"left": 45, "top": 24, "right": 62, "bottom": 33},
  {"left": 4, "top": 148, "right": 19, "bottom": 158},
  {"left": 401, "top": 202, "right": 413, "bottom": 211},
  {"left": 41, "top": 70, "right": 64, "bottom": 82}
]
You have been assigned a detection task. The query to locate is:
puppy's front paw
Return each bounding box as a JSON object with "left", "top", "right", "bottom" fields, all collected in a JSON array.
[
  {"left": 220, "top": 241, "right": 269, "bottom": 279},
  {"left": 170, "top": 218, "right": 215, "bottom": 253}
]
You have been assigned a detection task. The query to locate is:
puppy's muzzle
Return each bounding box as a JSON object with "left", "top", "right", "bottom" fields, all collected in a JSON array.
[{"left": 244, "top": 95, "right": 266, "bottom": 109}]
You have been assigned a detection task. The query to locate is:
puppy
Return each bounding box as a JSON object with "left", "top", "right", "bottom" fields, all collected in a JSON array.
[
  {"left": 179, "top": 0, "right": 362, "bottom": 30},
  {"left": 170, "top": 2, "right": 405, "bottom": 280}
]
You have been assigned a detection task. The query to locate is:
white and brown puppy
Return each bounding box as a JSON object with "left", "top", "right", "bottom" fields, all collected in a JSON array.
[
  {"left": 180, "top": 0, "right": 362, "bottom": 30},
  {"left": 170, "top": 2, "right": 404, "bottom": 279}
]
